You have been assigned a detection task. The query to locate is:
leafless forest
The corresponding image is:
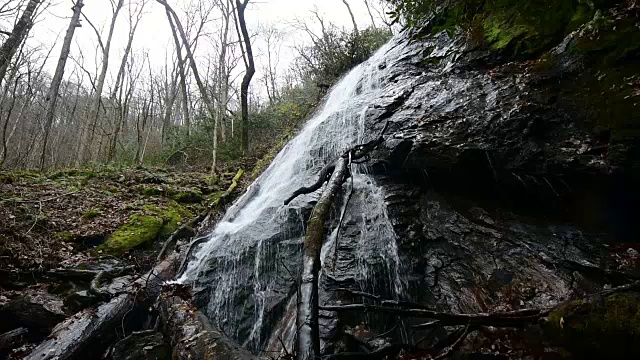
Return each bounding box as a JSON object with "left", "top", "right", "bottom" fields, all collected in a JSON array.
[{"left": 0, "top": 0, "right": 392, "bottom": 172}]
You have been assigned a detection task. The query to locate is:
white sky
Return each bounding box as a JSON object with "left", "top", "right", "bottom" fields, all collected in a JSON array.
[{"left": 25, "top": 0, "right": 390, "bottom": 95}]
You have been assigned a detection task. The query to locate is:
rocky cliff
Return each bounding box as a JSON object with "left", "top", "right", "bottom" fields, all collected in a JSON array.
[{"left": 190, "top": 4, "right": 640, "bottom": 358}]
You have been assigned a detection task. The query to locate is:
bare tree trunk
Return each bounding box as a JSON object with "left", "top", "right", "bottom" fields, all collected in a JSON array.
[
  {"left": 363, "top": 0, "right": 377, "bottom": 28},
  {"left": 40, "top": 0, "right": 83, "bottom": 170},
  {"left": 235, "top": 0, "right": 254, "bottom": 152},
  {"left": 164, "top": 6, "right": 190, "bottom": 137},
  {"left": 157, "top": 0, "right": 219, "bottom": 173},
  {"left": 216, "top": 0, "right": 232, "bottom": 143},
  {"left": 76, "top": 0, "right": 124, "bottom": 167},
  {"left": 110, "top": 0, "right": 146, "bottom": 100},
  {"left": 342, "top": 0, "right": 359, "bottom": 34},
  {"left": 0, "top": 0, "right": 39, "bottom": 87},
  {"left": 0, "top": 71, "right": 22, "bottom": 168},
  {"left": 161, "top": 59, "right": 179, "bottom": 144}
]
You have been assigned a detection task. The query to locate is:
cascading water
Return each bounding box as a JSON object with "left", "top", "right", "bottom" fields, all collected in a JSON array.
[{"left": 179, "top": 36, "right": 408, "bottom": 353}]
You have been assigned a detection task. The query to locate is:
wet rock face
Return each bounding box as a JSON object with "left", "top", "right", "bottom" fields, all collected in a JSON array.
[
  {"left": 195, "top": 20, "right": 639, "bottom": 354},
  {"left": 330, "top": 23, "right": 639, "bottom": 352},
  {"left": 326, "top": 27, "right": 638, "bottom": 351}
]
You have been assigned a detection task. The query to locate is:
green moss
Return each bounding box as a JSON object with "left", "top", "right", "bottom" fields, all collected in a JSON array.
[
  {"left": 53, "top": 231, "right": 74, "bottom": 242},
  {"left": 0, "top": 173, "right": 16, "bottom": 184},
  {"left": 570, "top": 11, "right": 640, "bottom": 66},
  {"left": 169, "top": 188, "right": 203, "bottom": 203},
  {"left": 47, "top": 169, "right": 96, "bottom": 180},
  {"left": 545, "top": 293, "right": 640, "bottom": 357},
  {"left": 142, "top": 203, "right": 194, "bottom": 239},
  {"left": 251, "top": 133, "right": 291, "bottom": 179},
  {"left": 480, "top": 0, "right": 577, "bottom": 55},
  {"left": 98, "top": 214, "right": 164, "bottom": 255},
  {"left": 82, "top": 208, "right": 101, "bottom": 220},
  {"left": 138, "top": 185, "right": 164, "bottom": 197}
]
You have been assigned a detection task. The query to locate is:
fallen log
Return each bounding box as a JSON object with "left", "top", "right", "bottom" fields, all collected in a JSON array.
[
  {"left": 159, "top": 284, "right": 257, "bottom": 359},
  {"left": 24, "top": 252, "right": 180, "bottom": 360},
  {"left": 297, "top": 157, "right": 349, "bottom": 360},
  {"left": 0, "top": 327, "right": 27, "bottom": 353}
]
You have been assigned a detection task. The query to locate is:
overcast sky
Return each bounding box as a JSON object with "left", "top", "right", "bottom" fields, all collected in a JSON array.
[{"left": 26, "top": 0, "right": 391, "bottom": 93}]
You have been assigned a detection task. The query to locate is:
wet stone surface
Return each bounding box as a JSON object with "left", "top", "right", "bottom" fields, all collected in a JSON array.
[{"left": 189, "top": 25, "right": 640, "bottom": 356}]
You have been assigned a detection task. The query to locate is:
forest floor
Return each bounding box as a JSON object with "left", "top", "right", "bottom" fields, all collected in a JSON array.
[{"left": 0, "top": 165, "right": 252, "bottom": 357}]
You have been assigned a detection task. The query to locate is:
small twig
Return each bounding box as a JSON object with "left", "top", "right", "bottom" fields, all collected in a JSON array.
[
  {"left": 433, "top": 324, "right": 471, "bottom": 360},
  {"left": 412, "top": 320, "right": 441, "bottom": 330},
  {"left": 17, "top": 190, "right": 80, "bottom": 203},
  {"left": 333, "top": 288, "right": 381, "bottom": 301},
  {"left": 375, "top": 320, "right": 400, "bottom": 339},
  {"left": 26, "top": 201, "right": 42, "bottom": 234},
  {"left": 177, "top": 236, "right": 209, "bottom": 277}
]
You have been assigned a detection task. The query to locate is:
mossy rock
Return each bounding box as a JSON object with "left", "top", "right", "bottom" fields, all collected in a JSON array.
[
  {"left": 47, "top": 169, "right": 96, "bottom": 180},
  {"left": 98, "top": 214, "right": 164, "bottom": 255},
  {"left": 137, "top": 185, "right": 164, "bottom": 197},
  {"left": 142, "top": 203, "right": 194, "bottom": 240},
  {"left": 169, "top": 188, "right": 203, "bottom": 204},
  {"left": 544, "top": 292, "right": 640, "bottom": 357}
]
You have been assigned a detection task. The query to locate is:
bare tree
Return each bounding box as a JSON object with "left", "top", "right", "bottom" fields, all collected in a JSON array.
[
  {"left": 363, "top": 0, "right": 376, "bottom": 28},
  {"left": 40, "top": 0, "right": 84, "bottom": 169},
  {"left": 0, "top": 0, "right": 40, "bottom": 87},
  {"left": 214, "top": 0, "right": 233, "bottom": 142},
  {"left": 260, "top": 25, "right": 284, "bottom": 106},
  {"left": 110, "top": 0, "right": 147, "bottom": 100},
  {"left": 165, "top": 5, "right": 190, "bottom": 136},
  {"left": 341, "top": 0, "right": 358, "bottom": 34},
  {"left": 235, "top": 0, "right": 254, "bottom": 152},
  {"left": 76, "top": 0, "right": 125, "bottom": 166},
  {"left": 157, "top": 0, "right": 220, "bottom": 173}
]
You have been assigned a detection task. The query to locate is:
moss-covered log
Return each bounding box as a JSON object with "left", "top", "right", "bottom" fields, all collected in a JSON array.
[
  {"left": 297, "top": 157, "right": 349, "bottom": 360},
  {"left": 544, "top": 282, "right": 640, "bottom": 358}
]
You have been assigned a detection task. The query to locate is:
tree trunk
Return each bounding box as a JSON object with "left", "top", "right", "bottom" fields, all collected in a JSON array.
[
  {"left": 164, "top": 6, "right": 190, "bottom": 137},
  {"left": 236, "top": 0, "right": 255, "bottom": 152},
  {"left": 342, "top": 0, "right": 359, "bottom": 34},
  {"left": 157, "top": 0, "right": 219, "bottom": 171},
  {"left": 76, "top": 0, "right": 124, "bottom": 166},
  {"left": 0, "top": 71, "right": 21, "bottom": 168},
  {"left": 297, "top": 157, "right": 349, "bottom": 360},
  {"left": 40, "top": 0, "right": 83, "bottom": 170},
  {"left": 363, "top": 0, "right": 377, "bottom": 28},
  {"left": 0, "top": 0, "right": 40, "bottom": 87},
  {"left": 217, "top": 0, "right": 232, "bottom": 143}
]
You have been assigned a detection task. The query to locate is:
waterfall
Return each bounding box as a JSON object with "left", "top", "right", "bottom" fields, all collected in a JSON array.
[{"left": 179, "top": 36, "right": 407, "bottom": 352}]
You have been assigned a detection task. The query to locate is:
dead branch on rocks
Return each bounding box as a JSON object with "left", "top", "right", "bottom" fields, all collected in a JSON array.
[
  {"left": 284, "top": 121, "right": 389, "bottom": 206},
  {"left": 295, "top": 122, "right": 391, "bottom": 360},
  {"left": 24, "top": 253, "right": 180, "bottom": 360},
  {"left": 323, "top": 281, "right": 640, "bottom": 359},
  {"left": 297, "top": 157, "right": 350, "bottom": 360},
  {"left": 320, "top": 303, "right": 546, "bottom": 327}
]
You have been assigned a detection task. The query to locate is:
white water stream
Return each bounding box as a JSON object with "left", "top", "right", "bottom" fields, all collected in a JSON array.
[{"left": 179, "top": 37, "right": 407, "bottom": 351}]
